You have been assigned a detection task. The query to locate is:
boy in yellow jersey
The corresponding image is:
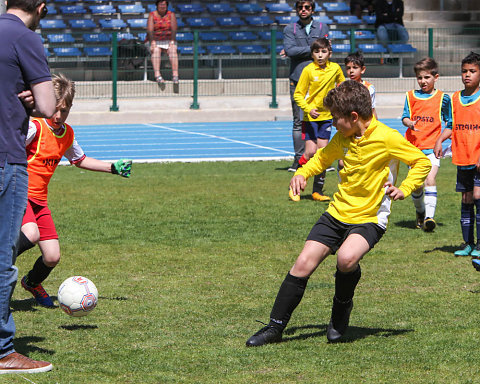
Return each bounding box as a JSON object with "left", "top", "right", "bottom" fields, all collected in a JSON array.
[
  {"left": 16, "top": 74, "right": 132, "bottom": 307},
  {"left": 434, "top": 52, "right": 480, "bottom": 259},
  {"left": 246, "top": 80, "right": 430, "bottom": 346},
  {"left": 402, "top": 58, "right": 452, "bottom": 232},
  {"left": 291, "top": 37, "right": 345, "bottom": 202}
]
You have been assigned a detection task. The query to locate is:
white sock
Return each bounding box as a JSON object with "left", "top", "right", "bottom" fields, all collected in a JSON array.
[
  {"left": 411, "top": 189, "right": 425, "bottom": 214},
  {"left": 424, "top": 186, "right": 437, "bottom": 218}
]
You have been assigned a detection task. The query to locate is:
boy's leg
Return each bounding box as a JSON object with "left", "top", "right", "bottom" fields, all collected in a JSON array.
[
  {"left": 423, "top": 157, "right": 439, "bottom": 232},
  {"left": 455, "top": 192, "right": 475, "bottom": 256},
  {"left": 471, "top": 182, "right": 480, "bottom": 257},
  {"left": 312, "top": 137, "right": 330, "bottom": 201},
  {"left": 411, "top": 187, "right": 425, "bottom": 228},
  {"left": 246, "top": 241, "right": 331, "bottom": 347},
  {"left": 288, "top": 81, "right": 304, "bottom": 172}
]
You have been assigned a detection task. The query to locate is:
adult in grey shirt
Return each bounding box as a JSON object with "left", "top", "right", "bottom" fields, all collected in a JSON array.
[{"left": 281, "top": 0, "right": 329, "bottom": 172}]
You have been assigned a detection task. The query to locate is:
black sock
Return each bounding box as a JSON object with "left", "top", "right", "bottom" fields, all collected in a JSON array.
[
  {"left": 312, "top": 171, "right": 326, "bottom": 194},
  {"left": 25, "top": 256, "right": 54, "bottom": 287},
  {"left": 269, "top": 272, "right": 309, "bottom": 330},
  {"left": 461, "top": 202, "right": 475, "bottom": 245},
  {"left": 475, "top": 199, "right": 480, "bottom": 245},
  {"left": 334, "top": 265, "right": 361, "bottom": 303},
  {"left": 16, "top": 232, "right": 35, "bottom": 257}
]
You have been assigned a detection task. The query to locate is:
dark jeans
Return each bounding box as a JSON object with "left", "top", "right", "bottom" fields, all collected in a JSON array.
[{"left": 289, "top": 80, "right": 305, "bottom": 162}]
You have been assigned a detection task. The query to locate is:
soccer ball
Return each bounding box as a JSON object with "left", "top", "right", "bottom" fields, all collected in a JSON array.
[{"left": 57, "top": 276, "right": 98, "bottom": 317}]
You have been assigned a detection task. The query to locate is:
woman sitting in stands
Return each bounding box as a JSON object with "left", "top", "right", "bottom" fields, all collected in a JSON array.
[{"left": 147, "top": 0, "right": 179, "bottom": 86}]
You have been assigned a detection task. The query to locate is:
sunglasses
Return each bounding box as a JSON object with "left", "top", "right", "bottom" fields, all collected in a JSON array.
[
  {"left": 41, "top": 5, "right": 48, "bottom": 19},
  {"left": 297, "top": 5, "right": 312, "bottom": 10}
]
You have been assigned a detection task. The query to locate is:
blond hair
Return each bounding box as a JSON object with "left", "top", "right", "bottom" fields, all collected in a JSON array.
[{"left": 52, "top": 73, "right": 75, "bottom": 107}]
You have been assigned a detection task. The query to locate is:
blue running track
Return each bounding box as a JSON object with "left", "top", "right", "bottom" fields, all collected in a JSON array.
[{"left": 69, "top": 119, "right": 421, "bottom": 162}]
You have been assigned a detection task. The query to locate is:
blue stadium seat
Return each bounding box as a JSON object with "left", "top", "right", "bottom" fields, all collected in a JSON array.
[
  {"left": 207, "top": 45, "right": 236, "bottom": 55},
  {"left": 59, "top": 5, "right": 85, "bottom": 14},
  {"left": 69, "top": 19, "right": 97, "bottom": 29},
  {"left": 328, "top": 30, "right": 347, "bottom": 40},
  {"left": 265, "top": 3, "right": 292, "bottom": 12},
  {"left": 176, "top": 3, "right": 204, "bottom": 14},
  {"left": 177, "top": 18, "right": 186, "bottom": 28},
  {"left": 83, "top": 33, "right": 111, "bottom": 43},
  {"left": 199, "top": 32, "right": 228, "bottom": 42},
  {"left": 333, "top": 15, "right": 362, "bottom": 25},
  {"left": 186, "top": 17, "right": 215, "bottom": 27},
  {"left": 176, "top": 32, "right": 194, "bottom": 42},
  {"left": 362, "top": 15, "right": 376, "bottom": 25},
  {"left": 387, "top": 44, "right": 417, "bottom": 53},
  {"left": 45, "top": 48, "right": 51, "bottom": 57},
  {"left": 137, "top": 33, "right": 147, "bottom": 41},
  {"left": 314, "top": 2, "right": 323, "bottom": 11},
  {"left": 45, "top": 5, "right": 57, "bottom": 15},
  {"left": 117, "top": 32, "right": 135, "bottom": 40},
  {"left": 359, "top": 43, "right": 387, "bottom": 53},
  {"left": 118, "top": 4, "right": 145, "bottom": 14},
  {"left": 216, "top": 17, "right": 245, "bottom": 27},
  {"left": 127, "top": 19, "right": 147, "bottom": 29},
  {"left": 245, "top": 16, "right": 273, "bottom": 26},
  {"left": 275, "top": 16, "right": 296, "bottom": 25},
  {"left": 52, "top": 0, "right": 70, "bottom": 3},
  {"left": 53, "top": 47, "right": 82, "bottom": 57},
  {"left": 332, "top": 44, "right": 351, "bottom": 53},
  {"left": 238, "top": 44, "right": 267, "bottom": 54},
  {"left": 229, "top": 31, "right": 257, "bottom": 41},
  {"left": 39, "top": 19, "right": 67, "bottom": 29},
  {"left": 314, "top": 15, "right": 333, "bottom": 24},
  {"left": 322, "top": 2, "right": 349, "bottom": 12},
  {"left": 206, "top": 3, "right": 233, "bottom": 14},
  {"left": 84, "top": 46, "right": 112, "bottom": 56},
  {"left": 47, "top": 33, "right": 75, "bottom": 43},
  {"left": 347, "top": 30, "right": 376, "bottom": 40},
  {"left": 89, "top": 4, "right": 116, "bottom": 15},
  {"left": 257, "top": 31, "right": 284, "bottom": 40},
  {"left": 99, "top": 19, "right": 127, "bottom": 29},
  {"left": 235, "top": 3, "right": 263, "bottom": 13},
  {"left": 177, "top": 46, "right": 206, "bottom": 55}
]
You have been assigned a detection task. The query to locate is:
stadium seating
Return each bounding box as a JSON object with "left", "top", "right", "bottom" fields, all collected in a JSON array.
[
  {"left": 216, "top": 17, "right": 245, "bottom": 27},
  {"left": 83, "top": 33, "right": 111, "bottom": 43},
  {"left": 199, "top": 32, "right": 228, "bottom": 42},
  {"left": 176, "top": 32, "right": 194, "bottom": 42},
  {"left": 348, "top": 30, "right": 376, "bottom": 40},
  {"left": 176, "top": 3, "right": 204, "bottom": 14},
  {"left": 99, "top": 19, "right": 127, "bottom": 29},
  {"left": 265, "top": 3, "right": 292, "bottom": 13},
  {"left": 45, "top": 5, "right": 57, "bottom": 15},
  {"left": 186, "top": 17, "right": 215, "bottom": 27},
  {"left": 53, "top": 47, "right": 82, "bottom": 57},
  {"left": 245, "top": 16, "right": 273, "bottom": 26},
  {"left": 322, "top": 2, "right": 349, "bottom": 12},
  {"left": 206, "top": 4, "right": 234, "bottom": 14},
  {"left": 117, "top": 32, "right": 135, "bottom": 41},
  {"left": 359, "top": 43, "right": 387, "bottom": 53},
  {"left": 387, "top": 44, "right": 417, "bottom": 53},
  {"left": 314, "top": 15, "right": 333, "bottom": 24},
  {"left": 257, "top": 31, "right": 284, "bottom": 41},
  {"left": 40, "top": 19, "right": 67, "bottom": 29},
  {"left": 89, "top": 4, "right": 116, "bottom": 15},
  {"left": 362, "top": 15, "right": 376, "bottom": 25},
  {"left": 333, "top": 15, "right": 362, "bottom": 25},
  {"left": 177, "top": 46, "right": 206, "bottom": 55},
  {"left": 332, "top": 44, "right": 351, "bottom": 53},
  {"left": 45, "top": 48, "right": 51, "bottom": 57},
  {"left": 118, "top": 4, "right": 146, "bottom": 14},
  {"left": 59, "top": 5, "right": 86, "bottom": 14},
  {"left": 238, "top": 44, "right": 267, "bottom": 54},
  {"left": 127, "top": 19, "right": 147, "bottom": 29},
  {"left": 47, "top": 33, "right": 75, "bottom": 43},
  {"left": 69, "top": 19, "right": 97, "bottom": 29},
  {"left": 84, "top": 46, "right": 112, "bottom": 56},
  {"left": 207, "top": 45, "right": 236, "bottom": 55},
  {"left": 328, "top": 30, "right": 347, "bottom": 40},
  {"left": 275, "top": 16, "right": 296, "bottom": 25},
  {"left": 235, "top": 3, "right": 263, "bottom": 13},
  {"left": 229, "top": 31, "right": 258, "bottom": 41}
]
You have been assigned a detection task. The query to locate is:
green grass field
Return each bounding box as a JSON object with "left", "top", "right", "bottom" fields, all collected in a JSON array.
[{"left": 7, "top": 160, "right": 480, "bottom": 383}]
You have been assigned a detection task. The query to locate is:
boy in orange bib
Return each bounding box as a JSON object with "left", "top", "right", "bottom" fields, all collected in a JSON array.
[
  {"left": 402, "top": 58, "right": 452, "bottom": 232},
  {"left": 17, "top": 74, "right": 132, "bottom": 307},
  {"left": 434, "top": 52, "right": 480, "bottom": 257}
]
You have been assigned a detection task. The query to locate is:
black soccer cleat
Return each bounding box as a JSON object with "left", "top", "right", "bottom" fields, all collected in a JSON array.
[
  {"left": 326, "top": 297, "right": 353, "bottom": 343},
  {"left": 472, "top": 258, "right": 480, "bottom": 271},
  {"left": 246, "top": 325, "right": 282, "bottom": 347}
]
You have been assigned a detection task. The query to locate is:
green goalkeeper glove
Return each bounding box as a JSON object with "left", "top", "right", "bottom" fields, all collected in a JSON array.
[{"left": 111, "top": 159, "right": 132, "bottom": 178}]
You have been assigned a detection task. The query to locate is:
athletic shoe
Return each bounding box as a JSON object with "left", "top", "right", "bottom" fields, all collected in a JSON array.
[
  {"left": 0, "top": 352, "right": 52, "bottom": 374},
  {"left": 21, "top": 276, "right": 54, "bottom": 308},
  {"left": 326, "top": 297, "right": 353, "bottom": 343},
  {"left": 416, "top": 211, "right": 425, "bottom": 229},
  {"left": 246, "top": 325, "right": 282, "bottom": 347},
  {"left": 472, "top": 258, "right": 480, "bottom": 271},
  {"left": 471, "top": 244, "right": 480, "bottom": 259},
  {"left": 287, "top": 160, "right": 299, "bottom": 172},
  {"left": 454, "top": 243, "right": 474, "bottom": 257},
  {"left": 289, "top": 188, "right": 300, "bottom": 202},
  {"left": 326, "top": 167, "right": 336, "bottom": 172},
  {"left": 312, "top": 192, "right": 330, "bottom": 202},
  {"left": 423, "top": 217, "right": 436, "bottom": 232}
]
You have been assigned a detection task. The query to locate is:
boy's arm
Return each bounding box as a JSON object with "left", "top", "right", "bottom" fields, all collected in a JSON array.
[
  {"left": 75, "top": 157, "right": 132, "bottom": 178},
  {"left": 433, "top": 128, "right": 452, "bottom": 158},
  {"left": 386, "top": 130, "right": 431, "bottom": 198},
  {"left": 401, "top": 93, "right": 418, "bottom": 131}
]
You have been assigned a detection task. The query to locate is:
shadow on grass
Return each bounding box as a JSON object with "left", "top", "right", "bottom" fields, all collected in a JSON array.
[
  {"left": 283, "top": 323, "right": 413, "bottom": 343},
  {"left": 11, "top": 297, "right": 58, "bottom": 312},
  {"left": 99, "top": 296, "right": 128, "bottom": 301},
  {"left": 59, "top": 324, "right": 98, "bottom": 331},
  {"left": 423, "top": 245, "right": 458, "bottom": 254},
  {"left": 14, "top": 336, "right": 55, "bottom": 356},
  {"left": 393, "top": 219, "right": 445, "bottom": 230}
]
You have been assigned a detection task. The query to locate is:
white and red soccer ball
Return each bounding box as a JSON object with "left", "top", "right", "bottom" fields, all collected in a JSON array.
[{"left": 57, "top": 276, "right": 98, "bottom": 317}]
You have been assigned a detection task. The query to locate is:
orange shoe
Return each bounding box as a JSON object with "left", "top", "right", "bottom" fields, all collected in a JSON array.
[
  {"left": 289, "top": 188, "right": 300, "bottom": 202},
  {"left": 312, "top": 192, "right": 330, "bottom": 202}
]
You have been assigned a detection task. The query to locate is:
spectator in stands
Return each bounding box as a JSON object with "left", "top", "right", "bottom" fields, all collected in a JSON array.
[
  {"left": 0, "top": 0, "right": 56, "bottom": 374},
  {"left": 147, "top": 0, "right": 179, "bottom": 88},
  {"left": 374, "top": 0, "right": 409, "bottom": 46},
  {"left": 280, "top": 0, "right": 329, "bottom": 172},
  {"left": 350, "top": 0, "right": 374, "bottom": 19}
]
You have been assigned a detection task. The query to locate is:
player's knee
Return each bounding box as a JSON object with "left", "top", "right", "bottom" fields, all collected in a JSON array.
[
  {"left": 22, "top": 227, "right": 40, "bottom": 245},
  {"left": 336, "top": 253, "right": 360, "bottom": 273},
  {"left": 42, "top": 254, "right": 60, "bottom": 267}
]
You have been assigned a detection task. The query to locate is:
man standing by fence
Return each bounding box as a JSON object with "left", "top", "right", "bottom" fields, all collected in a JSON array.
[{"left": 281, "top": 0, "right": 329, "bottom": 172}]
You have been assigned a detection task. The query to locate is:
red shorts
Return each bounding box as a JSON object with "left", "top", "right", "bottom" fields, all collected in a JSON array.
[{"left": 22, "top": 199, "right": 58, "bottom": 241}]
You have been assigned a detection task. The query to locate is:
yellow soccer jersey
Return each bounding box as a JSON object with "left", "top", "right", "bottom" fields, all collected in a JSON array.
[
  {"left": 293, "top": 61, "right": 345, "bottom": 122},
  {"left": 295, "top": 117, "right": 431, "bottom": 228}
]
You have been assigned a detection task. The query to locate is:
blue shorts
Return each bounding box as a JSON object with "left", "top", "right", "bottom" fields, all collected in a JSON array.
[
  {"left": 302, "top": 120, "right": 333, "bottom": 141},
  {"left": 456, "top": 166, "right": 480, "bottom": 192}
]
